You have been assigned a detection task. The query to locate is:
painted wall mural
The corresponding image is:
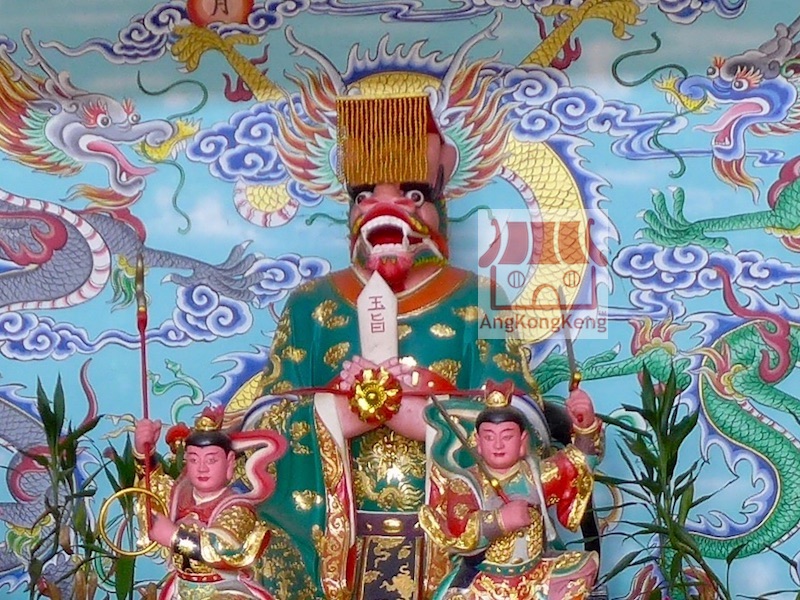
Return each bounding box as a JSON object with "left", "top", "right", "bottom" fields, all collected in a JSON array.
[{"left": 1, "top": 0, "right": 799, "bottom": 597}]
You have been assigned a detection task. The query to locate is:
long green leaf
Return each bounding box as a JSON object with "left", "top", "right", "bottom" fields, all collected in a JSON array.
[
  {"left": 677, "top": 481, "right": 694, "bottom": 526},
  {"left": 673, "top": 469, "right": 700, "bottom": 503},
  {"left": 691, "top": 490, "right": 721, "bottom": 509},
  {"left": 65, "top": 489, "right": 97, "bottom": 499},
  {"left": 61, "top": 416, "right": 103, "bottom": 448},
  {"left": 598, "top": 549, "right": 646, "bottom": 583},
  {"left": 80, "top": 460, "right": 114, "bottom": 490},
  {"left": 762, "top": 545, "right": 799, "bottom": 567},
  {"left": 598, "top": 412, "right": 649, "bottom": 436},
  {"left": 640, "top": 365, "right": 657, "bottom": 416},
  {"left": 27, "top": 557, "right": 43, "bottom": 585},
  {"left": 628, "top": 436, "right": 659, "bottom": 471},
  {"left": 672, "top": 460, "right": 700, "bottom": 491},
  {"left": 671, "top": 409, "right": 700, "bottom": 449},
  {"left": 739, "top": 592, "right": 800, "bottom": 600},
  {"left": 591, "top": 499, "right": 642, "bottom": 513},
  {"left": 119, "top": 437, "right": 137, "bottom": 488},
  {"left": 668, "top": 550, "right": 683, "bottom": 588},
  {"left": 115, "top": 555, "right": 135, "bottom": 600},
  {"left": 53, "top": 375, "right": 66, "bottom": 437},
  {"left": 619, "top": 402, "right": 647, "bottom": 416},
  {"left": 593, "top": 474, "right": 633, "bottom": 487},
  {"left": 20, "top": 449, "right": 50, "bottom": 468},
  {"left": 36, "top": 379, "right": 57, "bottom": 451},
  {"left": 627, "top": 521, "right": 669, "bottom": 535},
  {"left": 102, "top": 462, "right": 122, "bottom": 492},
  {"left": 660, "top": 365, "right": 679, "bottom": 434},
  {"left": 72, "top": 500, "right": 88, "bottom": 538},
  {"left": 637, "top": 477, "right": 663, "bottom": 496},
  {"left": 672, "top": 525, "right": 707, "bottom": 555},
  {"left": 726, "top": 543, "right": 746, "bottom": 565},
  {"left": 615, "top": 441, "right": 653, "bottom": 487},
  {"left": 664, "top": 447, "right": 679, "bottom": 482}
]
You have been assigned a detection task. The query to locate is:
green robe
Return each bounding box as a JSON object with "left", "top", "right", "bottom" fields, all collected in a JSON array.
[{"left": 244, "top": 266, "right": 537, "bottom": 599}]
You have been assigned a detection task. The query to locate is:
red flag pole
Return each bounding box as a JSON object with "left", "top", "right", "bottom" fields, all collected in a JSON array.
[
  {"left": 134, "top": 254, "right": 153, "bottom": 519},
  {"left": 135, "top": 254, "right": 150, "bottom": 420}
]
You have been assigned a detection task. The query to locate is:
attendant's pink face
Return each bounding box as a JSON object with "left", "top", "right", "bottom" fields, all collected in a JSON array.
[
  {"left": 475, "top": 422, "right": 528, "bottom": 472},
  {"left": 185, "top": 446, "right": 235, "bottom": 494}
]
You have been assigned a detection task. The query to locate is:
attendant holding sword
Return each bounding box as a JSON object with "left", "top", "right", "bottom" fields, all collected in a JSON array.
[{"left": 419, "top": 383, "right": 602, "bottom": 600}]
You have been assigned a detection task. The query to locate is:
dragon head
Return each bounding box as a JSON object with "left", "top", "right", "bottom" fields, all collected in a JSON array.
[
  {"left": 658, "top": 18, "right": 800, "bottom": 196},
  {"left": 0, "top": 30, "right": 185, "bottom": 208}
]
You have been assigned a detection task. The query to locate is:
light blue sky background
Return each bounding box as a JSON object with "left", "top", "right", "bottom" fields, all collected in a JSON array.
[{"left": 2, "top": 1, "right": 800, "bottom": 597}]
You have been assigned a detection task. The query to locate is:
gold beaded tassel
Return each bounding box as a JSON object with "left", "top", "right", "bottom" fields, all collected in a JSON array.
[{"left": 336, "top": 94, "right": 429, "bottom": 187}]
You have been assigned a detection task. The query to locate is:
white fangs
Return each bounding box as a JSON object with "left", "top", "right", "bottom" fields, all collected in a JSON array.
[{"left": 360, "top": 215, "right": 414, "bottom": 252}]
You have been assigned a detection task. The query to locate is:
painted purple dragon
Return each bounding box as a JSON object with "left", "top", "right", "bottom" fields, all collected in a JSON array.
[
  {"left": 0, "top": 30, "right": 263, "bottom": 311},
  {"left": 642, "top": 14, "right": 800, "bottom": 249},
  {"left": 0, "top": 191, "right": 262, "bottom": 311}
]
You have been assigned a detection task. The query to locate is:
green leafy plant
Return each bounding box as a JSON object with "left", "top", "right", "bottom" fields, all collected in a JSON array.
[
  {"left": 99, "top": 431, "right": 184, "bottom": 600},
  {"left": 98, "top": 436, "right": 141, "bottom": 600},
  {"left": 20, "top": 375, "right": 170, "bottom": 600},
  {"left": 24, "top": 376, "right": 103, "bottom": 600},
  {"left": 596, "top": 366, "right": 733, "bottom": 600}
]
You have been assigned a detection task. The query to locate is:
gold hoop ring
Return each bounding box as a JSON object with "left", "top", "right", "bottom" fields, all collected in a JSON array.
[{"left": 97, "top": 487, "right": 168, "bottom": 557}]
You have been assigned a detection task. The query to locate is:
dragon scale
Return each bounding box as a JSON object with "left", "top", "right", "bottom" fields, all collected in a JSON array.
[{"left": 689, "top": 322, "right": 800, "bottom": 557}]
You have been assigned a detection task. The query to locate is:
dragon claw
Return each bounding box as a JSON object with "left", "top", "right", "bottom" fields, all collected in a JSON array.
[{"left": 639, "top": 187, "right": 730, "bottom": 249}]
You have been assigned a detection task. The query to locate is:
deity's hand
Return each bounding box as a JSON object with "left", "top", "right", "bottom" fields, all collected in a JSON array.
[
  {"left": 134, "top": 418, "right": 162, "bottom": 456},
  {"left": 498, "top": 499, "right": 533, "bottom": 533},
  {"left": 565, "top": 388, "right": 597, "bottom": 429},
  {"left": 339, "top": 355, "right": 414, "bottom": 390},
  {"left": 148, "top": 512, "right": 178, "bottom": 548}
]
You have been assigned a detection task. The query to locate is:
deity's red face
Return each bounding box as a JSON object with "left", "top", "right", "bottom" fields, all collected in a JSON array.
[
  {"left": 346, "top": 132, "right": 454, "bottom": 291},
  {"left": 348, "top": 182, "right": 447, "bottom": 289},
  {"left": 476, "top": 422, "right": 528, "bottom": 472},
  {"left": 185, "top": 445, "right": 235, "bottom": 495}
]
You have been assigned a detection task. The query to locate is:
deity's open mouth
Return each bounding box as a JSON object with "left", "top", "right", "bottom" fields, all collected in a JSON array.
[{"left": 360, "top": 215, "right": 426, "bottom": 253}]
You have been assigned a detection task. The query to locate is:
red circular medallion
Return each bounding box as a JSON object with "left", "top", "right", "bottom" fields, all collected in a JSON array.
[{"left": 186, "top": 0, "right": 254, "bottom": 26}]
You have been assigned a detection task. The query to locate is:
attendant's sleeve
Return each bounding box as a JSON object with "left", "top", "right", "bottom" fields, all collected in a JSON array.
[
  {"left": 196, "top": 503, "right": 271, "bottom": 569},
  {"left": 419, "top": 476, "right": 504, "bottom": 554},
  {"left": 133, "top": 464, "right": 174, "bottom": 544},
  {"left": 540, "top": 445, "right": 594, "bottom": 531},
  {"left": 572, "top": 417, "right": 605, "bottom": 466}
]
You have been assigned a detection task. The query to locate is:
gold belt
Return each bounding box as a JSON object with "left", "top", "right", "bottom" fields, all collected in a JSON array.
[{"left": 356, "top": 511, "right": 424, "bottom": 537}]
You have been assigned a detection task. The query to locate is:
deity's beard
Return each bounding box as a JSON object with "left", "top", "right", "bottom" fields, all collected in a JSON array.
[
  {"left": 352, "top": 241, "right": 446, "bottom": 292},
  {"left": 366, "top": 253, "right": 414, "bottom": 291}
]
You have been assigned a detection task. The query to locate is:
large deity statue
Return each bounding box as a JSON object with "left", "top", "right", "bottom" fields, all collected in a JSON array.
[{"left": 228, "top": 85, "right": 602, "bottom": 598}]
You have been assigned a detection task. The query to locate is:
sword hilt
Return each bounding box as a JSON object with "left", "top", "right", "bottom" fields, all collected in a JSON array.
[{"left": 569, "top": 371, "right": 582, "bottom": 391}]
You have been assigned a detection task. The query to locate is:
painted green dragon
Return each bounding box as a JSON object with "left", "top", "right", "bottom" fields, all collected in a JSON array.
[
  {"left": 529, "top": 269, "right": 800, "bottom": 597},
  {"left": 601, "top": 15, "right": 800, "bottom": 580}
]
